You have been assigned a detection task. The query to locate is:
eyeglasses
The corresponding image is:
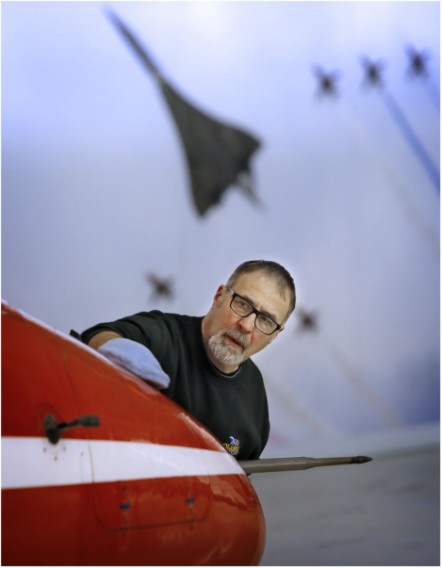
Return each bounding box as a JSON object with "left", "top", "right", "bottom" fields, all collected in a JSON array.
[{"left": 226, "top": 286, "right": 282, "bottom": 335}]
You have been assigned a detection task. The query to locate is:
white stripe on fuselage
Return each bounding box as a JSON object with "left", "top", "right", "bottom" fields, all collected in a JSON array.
[{"left": 1, "top": 437, "right": 245, "bottom": 490}]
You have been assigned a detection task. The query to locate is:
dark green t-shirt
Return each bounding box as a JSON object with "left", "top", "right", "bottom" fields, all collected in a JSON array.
[{"left": 81, "top": 311, "right": 269, "bottom": 459}]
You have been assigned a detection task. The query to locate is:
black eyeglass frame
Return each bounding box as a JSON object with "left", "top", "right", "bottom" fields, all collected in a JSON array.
[{"left": 226, "top": 286, "right": 282, "bottom": 335}]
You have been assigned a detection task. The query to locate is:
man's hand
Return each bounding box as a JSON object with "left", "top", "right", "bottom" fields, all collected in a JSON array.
[{"left": 96, "top": 337, "right": 170, "bottom": 389}]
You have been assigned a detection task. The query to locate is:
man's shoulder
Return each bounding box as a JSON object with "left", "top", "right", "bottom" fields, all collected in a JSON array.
[
  {"left": 242, "top": 357, "right": 264, "bottom": 380},
  {"left": 132, "top": 311, "right": 202, "bottom": 334},
  {"left": 135, "top": 310, "right": 201, "bottom": 325}
]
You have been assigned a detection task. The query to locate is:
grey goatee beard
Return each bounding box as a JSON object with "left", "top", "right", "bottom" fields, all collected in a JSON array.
[{"left": 207, "top": 329, "right": 249, "bottom": 368}]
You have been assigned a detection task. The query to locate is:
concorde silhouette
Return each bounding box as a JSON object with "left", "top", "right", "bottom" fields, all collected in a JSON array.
[{"left": 106, "top": 8, "right": 261, "bottom": 217}]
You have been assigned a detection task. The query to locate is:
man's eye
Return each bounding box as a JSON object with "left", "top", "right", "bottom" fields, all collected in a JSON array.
[
  {"left": 233, "top": 297, "right": 252, "bottom": 313},
  {"left": 259, "top": 315, "right": 273, "bottom": 327}
]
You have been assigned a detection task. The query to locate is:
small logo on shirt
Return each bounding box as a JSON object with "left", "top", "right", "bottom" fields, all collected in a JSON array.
[{"left": 223, "top": 436, "right": 240, "bottom": 456}]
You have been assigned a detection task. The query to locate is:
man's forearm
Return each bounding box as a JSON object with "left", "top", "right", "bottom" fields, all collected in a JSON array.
[
  {"left": 88, "top": 331, "right": 121, "bottom": 350},
  {"left": 87, "top": 333, "right": 170, "bottom": 389}
]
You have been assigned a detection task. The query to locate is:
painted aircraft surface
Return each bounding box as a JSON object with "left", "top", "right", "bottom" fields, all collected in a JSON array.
[{"left": 2, "top": 301, "right": 266, "bottom": 565}]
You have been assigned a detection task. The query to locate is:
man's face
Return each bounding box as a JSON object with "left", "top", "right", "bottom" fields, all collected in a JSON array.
[{"left": 202, "top": 271, "right": 290, "bottom": 374}]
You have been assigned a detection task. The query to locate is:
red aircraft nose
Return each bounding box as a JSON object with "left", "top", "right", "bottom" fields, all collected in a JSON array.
[{"left": 1, "top": 301, "right": 266, "bottom": 566}]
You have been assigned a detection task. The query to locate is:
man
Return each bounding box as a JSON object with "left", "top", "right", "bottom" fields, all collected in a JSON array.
[{"left": 80, "top": 260, "right": 296, "bottom": 460}]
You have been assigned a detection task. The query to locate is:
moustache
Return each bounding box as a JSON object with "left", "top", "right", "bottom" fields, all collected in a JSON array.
[{"left": 224, "top": 329, "right": 249, "bottom": 350}]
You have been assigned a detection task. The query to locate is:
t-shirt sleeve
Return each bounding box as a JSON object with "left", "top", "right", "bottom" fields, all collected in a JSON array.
[
  {"left": 81, "top": 311, "right": 183, "bottom": 389},
  {"left": 80, "top": 312, "right": 171, "bottom": 358},
  {"left": 81, "top": 314, "right": 149, "bottom": 346}
]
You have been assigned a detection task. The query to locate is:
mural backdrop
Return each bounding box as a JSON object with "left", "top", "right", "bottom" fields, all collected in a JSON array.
[{"left": 3, "top": 1, "right": 439, "bottom": 455}]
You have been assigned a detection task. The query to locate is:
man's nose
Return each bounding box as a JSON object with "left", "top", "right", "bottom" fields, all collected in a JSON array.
[{"left": 237, "top": 313, "right": 255, "bottom": 333}]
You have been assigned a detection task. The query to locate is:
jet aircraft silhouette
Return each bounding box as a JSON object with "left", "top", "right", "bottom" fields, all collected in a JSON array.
[
  {"left": 296, "top": 308, "right": 319, "bottom": 333},
  {"left": 312, "top": 65, "right": 341, "bottom": 98},
  {"left": 106, "top": 8, "right": 261, "bottom": 217},
  {"left": 405, "top": 45, "right": 431, "bottom": 79},
  {"left": 360, "top": 57, "right": 387, "bottom": 89},
  {"left": 146, "top": 273, "right": 174, "bottom": 300}
]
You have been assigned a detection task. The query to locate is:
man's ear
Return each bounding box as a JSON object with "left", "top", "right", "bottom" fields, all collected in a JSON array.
[{"left": 213, "top": 284, "right": 226, "bottom": 306}]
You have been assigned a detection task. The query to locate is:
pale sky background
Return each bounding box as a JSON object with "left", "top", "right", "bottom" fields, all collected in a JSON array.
[{"left": 2, "top": 1, "right": 440, "bottom": 455}]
